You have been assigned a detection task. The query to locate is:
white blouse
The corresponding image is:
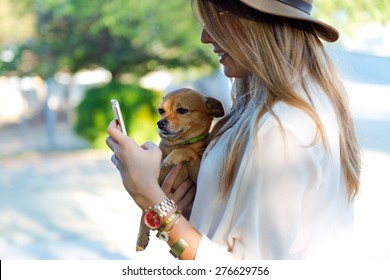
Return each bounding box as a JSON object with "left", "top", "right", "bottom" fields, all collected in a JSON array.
[{"left": 190, "top": 84, "right": 354, "bottom": 260}]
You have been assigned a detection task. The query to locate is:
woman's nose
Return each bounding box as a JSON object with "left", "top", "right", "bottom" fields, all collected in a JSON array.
[{"left": 200, "top": 27, "right": 213, "bottom": 44}]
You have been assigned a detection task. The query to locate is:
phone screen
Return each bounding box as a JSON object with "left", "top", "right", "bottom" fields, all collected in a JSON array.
[{"left": 111, "top": 99, "right": 127, "bottom": 135}]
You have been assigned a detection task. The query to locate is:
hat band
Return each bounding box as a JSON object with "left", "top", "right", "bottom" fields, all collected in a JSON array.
[{"left": 276, "top": 0, "right": 312, "bottom": 15}]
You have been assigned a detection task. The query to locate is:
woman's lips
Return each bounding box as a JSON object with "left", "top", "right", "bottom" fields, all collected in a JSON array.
[{"left": 214, "top": 50, "right": 228, "bottom": 63}]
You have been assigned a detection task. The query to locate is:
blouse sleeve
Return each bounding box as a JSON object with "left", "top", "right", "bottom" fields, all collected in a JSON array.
[{"left": 195, "top": 234, "right": 236, "bottom": 260}]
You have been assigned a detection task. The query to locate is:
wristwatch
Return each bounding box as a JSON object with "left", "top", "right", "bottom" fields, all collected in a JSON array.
[{"left": 144, "top": 198, "right": 177, "bottom": 230}]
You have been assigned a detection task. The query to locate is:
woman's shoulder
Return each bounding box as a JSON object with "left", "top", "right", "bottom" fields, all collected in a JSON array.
[{"left": 258, "top": 101, "right": 318, "bottom": 146}]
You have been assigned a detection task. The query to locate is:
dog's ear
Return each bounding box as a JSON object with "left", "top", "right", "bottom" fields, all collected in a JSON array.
[{"left": 205, "top": 97, "right": 225, "bottom": 118}]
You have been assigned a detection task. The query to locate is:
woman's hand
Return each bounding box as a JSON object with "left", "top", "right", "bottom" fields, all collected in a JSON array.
[
  {"left": 106, "top": 120, "right": 166, "bottom": 209},
  {"left": 161, "top": 164, "right": 196, "bottom": 219},
  {"left": 107, "top": 120, "right": 201, "bottom": 259}
]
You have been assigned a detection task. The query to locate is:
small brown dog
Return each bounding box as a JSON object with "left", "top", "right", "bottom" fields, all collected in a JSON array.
[{"left": 136, "top": 88, "right": 225, "bottom": 251}]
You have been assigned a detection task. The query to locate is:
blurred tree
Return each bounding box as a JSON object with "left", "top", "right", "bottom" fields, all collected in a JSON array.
[
  {"left": 0, "top": 0, "right": 36, "bottom": 74},
  {"left": 2, "top": 0, "right": 389, "bottom": 77},
  {"left": 0, "top": 0, "right": 35, "bottom": 45},
  {"left": 1, "top": 0, "right": 218, "bottom": 79},
  {"left": 313, "top": 0, "right": 390, "bottom": 36}
]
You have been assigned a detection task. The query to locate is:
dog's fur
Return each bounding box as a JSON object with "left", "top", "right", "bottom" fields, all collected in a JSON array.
[{"left": 136, "top": 88, "right": 224, "bottom": 251}]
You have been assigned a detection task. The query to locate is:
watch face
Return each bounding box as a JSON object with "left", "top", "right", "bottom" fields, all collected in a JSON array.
[{"left": 144, "top": 210, "right": 162, "bottom": 230}]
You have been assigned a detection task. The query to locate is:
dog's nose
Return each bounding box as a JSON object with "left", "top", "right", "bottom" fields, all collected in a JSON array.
[{"left": 157, "top": 119, "right": 168, "bottom": 129}]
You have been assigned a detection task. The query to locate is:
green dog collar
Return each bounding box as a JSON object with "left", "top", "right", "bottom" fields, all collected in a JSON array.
[{"left": 178, "top": 133, "right": 208, "bottom": 145}]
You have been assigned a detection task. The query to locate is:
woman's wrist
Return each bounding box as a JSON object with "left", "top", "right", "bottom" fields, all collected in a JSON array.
[
  {"left": 131, "top": 183, "right": 168, "bottom": 211},
  {"left": 138, "top": 194, "right": 201, "bottom": 259},
  {"left": 166, "top": 216, "right": 201, "bottom": 259}
]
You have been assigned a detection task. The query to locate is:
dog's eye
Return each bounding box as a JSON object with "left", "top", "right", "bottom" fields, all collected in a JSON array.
[
  {"left": 158, "top": 108, "right": 165, "bottom": 115},
  {"left": 176, "top": 108, "right": 189, "bottom": 115}
]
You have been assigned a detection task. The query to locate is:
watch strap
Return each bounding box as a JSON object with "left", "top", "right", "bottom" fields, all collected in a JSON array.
[{"left": 148, "top": 198, "right": 176, "bottom": 217}]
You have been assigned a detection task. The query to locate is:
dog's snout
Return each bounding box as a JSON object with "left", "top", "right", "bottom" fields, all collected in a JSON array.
[{"left": 157, "top": 119, "right": 168, "bottom": 129}]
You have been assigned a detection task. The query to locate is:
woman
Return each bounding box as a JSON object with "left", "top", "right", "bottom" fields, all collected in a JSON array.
[{"left": 106, "top": 0, "right": 360, "bottom": 260}]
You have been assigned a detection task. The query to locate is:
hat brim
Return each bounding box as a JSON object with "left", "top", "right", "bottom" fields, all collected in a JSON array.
[{"left": 240, "top": 0, "right": 339, "bottom": 42}]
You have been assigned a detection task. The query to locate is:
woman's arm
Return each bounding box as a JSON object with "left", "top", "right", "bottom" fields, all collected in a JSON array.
[{"left": 106, "top": 120, "right": 202, "bottom": 259}]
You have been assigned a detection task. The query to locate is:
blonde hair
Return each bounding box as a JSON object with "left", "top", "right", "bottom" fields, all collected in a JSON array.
[{"left": 193, "top": 0, "right": 360, "bottom": 200}]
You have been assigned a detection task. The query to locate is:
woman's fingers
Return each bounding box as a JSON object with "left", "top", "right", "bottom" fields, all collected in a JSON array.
[
  {"left": 168, "top": 178, "right": 196, "bottom": 214},
  {"left": 160, "top": 164, "right": 196, "bottom": 213},
  {"left": 141, "top": 141, "right": 159, "bottom": 152},
  {"left": 105, "top": 135, "right": 117, "bottom": 152},
  {"left": 161, "top": 164, "right": 183, "bottom": 194},
  {"left": 106, "top": 119, "right": 138, "bottom": 151},
  {"left": 170, "top": 178, "right": 192, "bottom": 201},
  {"left": 172, "top": 179, "right": 196, "bottom": 219},
  {"left": 110, "top": 153, "right": 122, "bottom": 171},
  {"left": 106, "top": 119, "right": 122, "bottom": 141},
  {"left": 177, "top": 182, "right": 196, "bottom": 211}
]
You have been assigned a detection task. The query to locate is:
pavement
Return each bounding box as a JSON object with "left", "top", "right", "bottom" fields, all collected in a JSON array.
[
  {"left": 0, "top": 81, "right": 390, "bottom": 260},
  {"left": 0, "top": 121, "right": 171, "bottom": 260}
]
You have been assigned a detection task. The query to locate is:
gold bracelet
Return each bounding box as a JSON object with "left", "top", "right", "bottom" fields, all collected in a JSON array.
[
  {"left": 157, "top": 214, "right": 182, "bottom": 242},
  {"left": 165, "top": 213, "right": 181, "bottom": 232},
  {"left": 156, "top": 211, "right": 181, "bottom": 242},
  {"left": 169, "top": 239, "right": 189, "bottom": 259}
]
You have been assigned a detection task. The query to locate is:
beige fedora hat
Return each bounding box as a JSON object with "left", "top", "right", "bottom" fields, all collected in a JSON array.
[{"left": 240, "top": 0, "right": 339, "bottom": 42}]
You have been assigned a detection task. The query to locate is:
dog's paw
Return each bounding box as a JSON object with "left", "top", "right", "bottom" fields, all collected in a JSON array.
[
  {"left": 162, "top": 150, "right": 189, "bottom": 167},
  {"left": 136, "top": 244, "right": 147, "bottom": 252},
  {"left": 163, "top": 156, "right": 182, "bottom": 167}
]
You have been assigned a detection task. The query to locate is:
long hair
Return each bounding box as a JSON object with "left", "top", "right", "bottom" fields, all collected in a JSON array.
[{"left": 193, "top": 0, "right": 360, "bottom": 200}]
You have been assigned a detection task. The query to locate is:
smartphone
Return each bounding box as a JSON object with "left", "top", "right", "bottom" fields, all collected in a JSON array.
[{"left": 111, "top": 99, "right": 127, "bottom": 135}]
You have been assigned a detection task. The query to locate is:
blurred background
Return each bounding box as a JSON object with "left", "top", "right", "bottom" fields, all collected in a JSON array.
[{"left": 0, "top": 0, "right": 389, "bottom": 260}]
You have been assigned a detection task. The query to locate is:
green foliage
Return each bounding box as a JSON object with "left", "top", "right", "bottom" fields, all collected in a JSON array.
[
  {"left": 3, "top": 0, "right": 389, "bottom": 77},
  {"left": 314, "top": 0, "right": 390, "bottom": 36},
  {"left": 74, "top": 82, "right": 161, "bottom": 148},
  {"left": 1, "top": 0, "right": 218, "bottom": 78}
]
